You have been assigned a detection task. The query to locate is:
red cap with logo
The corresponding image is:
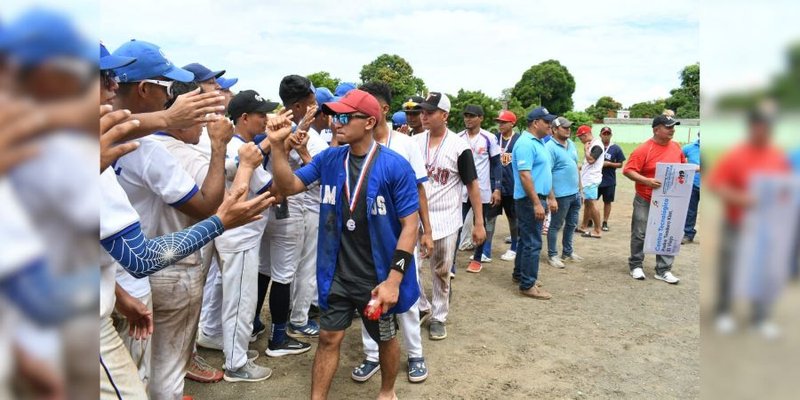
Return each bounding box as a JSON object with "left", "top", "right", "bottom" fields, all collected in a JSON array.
[
  {"left": 576, "top": 125, "right": 592, "bottom": 136},
  {"left": 321, "top": 89, "right": 382, "bottom": 120},
  {"left": 495, "top": 110, "right": 517, "bottom": 124}
]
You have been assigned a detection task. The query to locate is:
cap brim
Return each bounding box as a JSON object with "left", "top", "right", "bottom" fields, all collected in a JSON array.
[
  {"left": 162, "top": 65, "right": 195, "bottom": 83},
  {"left": 543, "top": 114, "right": 557, "bottom": 122},
  {"left": 562, "top": 123, "right": 573, "bottom": 128},
  {"left": 322, "top": 101, "right": 358, "bottom": 115},
  {"left": 254, "top": 101, "right": 280, "bottom": 114},
  {"left": 666, "top": 121, "right": 681, "bottom": 126},
  {"left": 100, "top": 55, "right": 136, "bottom": 71},
  {"left": 418, "top": 103, "right": 439, "bottom": 111},
  {"left": 218, "top": 77, "right": 238, "bottom": 89}
]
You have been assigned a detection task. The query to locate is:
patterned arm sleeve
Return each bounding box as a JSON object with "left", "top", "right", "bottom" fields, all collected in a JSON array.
[{"left": 101, "top": 216, "right": 225, "bottom": 278}]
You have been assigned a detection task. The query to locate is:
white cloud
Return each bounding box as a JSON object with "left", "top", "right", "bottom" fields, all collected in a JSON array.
[{"left": 95, "top": 0, "right": 703, "bottom": 110}]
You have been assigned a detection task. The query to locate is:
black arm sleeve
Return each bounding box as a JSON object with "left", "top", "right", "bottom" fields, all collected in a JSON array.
[
  {"left": 590, "top": 145, "right": 603, "bottom": 161},
  {"left": 489, "top": 154, "right": 502, "bottom": 192},
  {"left": 457, "top": 150, "right": 478, "bottom": 185}
]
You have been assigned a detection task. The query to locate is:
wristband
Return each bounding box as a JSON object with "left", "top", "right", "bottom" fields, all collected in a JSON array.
[{"left": 390, "top": 249, "right": 412, "bottom": 274}]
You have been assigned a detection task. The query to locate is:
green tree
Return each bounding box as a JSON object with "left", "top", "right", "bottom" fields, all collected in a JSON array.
[
  {"left": 446, "top": 89, "right": 503, "bottom": 133},
  {"left": 665, "top": 63, "right": 700, "bottom": 118},
  {"left": 306, "top": 71, "right": 341, "bottom": 91},
  {"left": 564, "top": 111, "right": 593, "bottom": 132},
  {"left": 360, "top": 54, "right": 427, "bottom": 112},
  {"left": 629, "top": 99, "right": 667, "bottom": 118},
  {"left": 510, "top": 60, "right": 575, "bottom": 115},
  {"left": 585, "top": 96, "right": 622, "bottom": 122}
]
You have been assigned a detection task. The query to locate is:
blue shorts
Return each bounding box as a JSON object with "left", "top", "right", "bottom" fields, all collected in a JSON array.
[{"left": 582, "top": 184, "right": 599, "bottom": 201}]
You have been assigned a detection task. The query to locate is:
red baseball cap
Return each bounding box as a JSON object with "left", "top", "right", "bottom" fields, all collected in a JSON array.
[
  {"left": 495, "top": 110, "right": 517, "bottom": 124},
  {"left": 321, "top": 89, "right": 381, "bottom": 121},
  {"left": 576, "top": 125, "right": 592, "bottom": 136}
]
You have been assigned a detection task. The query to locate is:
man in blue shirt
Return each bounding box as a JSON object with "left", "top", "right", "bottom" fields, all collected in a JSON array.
[
  {"left": 598, "top": 127, "right": 626, "bottom": 231},
  {"left": 544, "top": 117, "right": 583, "bottom": 269},
  {"left": 682, "top": 132, "right": 701, "bottom": 244},
  {"left": 511, "top": 106, "right": 555, "bottom": 300},
  {"left": 267, "top": 89, "right": 420, "bottom": 400}
]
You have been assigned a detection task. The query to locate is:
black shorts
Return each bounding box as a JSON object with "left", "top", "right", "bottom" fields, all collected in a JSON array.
[
  {"left": 598, "top": 185, "right": 616, "bottom": 203},
  {"left": 320, "top": 277, "right": 397, "bottom": 343}
]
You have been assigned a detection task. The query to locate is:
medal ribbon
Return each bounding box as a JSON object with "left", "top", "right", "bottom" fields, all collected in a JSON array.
[
  {"left": 344, "top": 141, "right": 378, "bottom": 215},
  {"left": 425, "top": 132, "right": 447, "bottom": 170}
]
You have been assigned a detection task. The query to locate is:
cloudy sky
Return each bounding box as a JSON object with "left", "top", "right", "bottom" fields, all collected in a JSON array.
[{"left": 6, "top": 1, "right": 796, "bottom": 112}]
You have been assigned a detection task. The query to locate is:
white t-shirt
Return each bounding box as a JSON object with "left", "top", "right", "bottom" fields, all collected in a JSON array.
[
  {"left": 214, "top": 135, "right": 272, "bottom": 253},
  {"left": 113, "top": 136, "right": 200, "bottom": 298},
  {"left": 9, "top": 133, "right": 99, "bottom": 274},
  {"left": 414, "top": 129, "right": 471, "bottom": 240},
  {"left": 380, "top": 130, "right": 428, "bottom": 184},
  {"left": 0, "top": 179, "right": 44, "bottom": 279},
  {"left": 300, "top": 128, "right": 330, "bottom": 212},
  {"left": 100, "top": 167, "right": 140, "bottom": 320},
  {"left": 149, "top": 133, "right": 215, "bottom": 266},
  {"left": 580, "top": 137, "right": 606, "bottom": 187},
  {"left": 458, "top": 129, "right": 501, "bottom": 203}
]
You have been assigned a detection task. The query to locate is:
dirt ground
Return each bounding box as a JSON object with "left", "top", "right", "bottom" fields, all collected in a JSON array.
[{"left": 187, "top": 178, "right": 700, "bottom": 399}]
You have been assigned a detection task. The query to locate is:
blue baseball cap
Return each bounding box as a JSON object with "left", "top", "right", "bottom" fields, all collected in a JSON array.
[
  {"left": 334, "top": 81, "right": 357, "bottom": 97},
  {"left": 183, "top": 62, "right": 225, "bottom": 82},
  {"left": 526, "top": 106, "right": 556, "bottom": 123},
  {"left": 392, "top": 111, "right": 407, "bottom": 127},
  {"left": 100, "top": 42, "right": 135, "bottom": 71},
  {"left": 1, "top": 8, "right": 96, "bottom": 66},
  {"left": 314, "top": 87, "right": 336, "bottom": 107},
  {"left": 216, "top": 76, "right": 238, "bottom": 90},
  {"left": 112, "top": 40, "right": 193, "bottom": 83}
]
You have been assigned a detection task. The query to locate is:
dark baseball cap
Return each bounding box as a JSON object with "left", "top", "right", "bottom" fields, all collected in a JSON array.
[
  {"left": 526, "top": 106, "right": 556, "bottom": 123},
  {"left": 183, "top": 62, "right": 225, "bottom": 82},
  {"left": 463, "top": 104, "right": 484, "bottom": 117},
  {"left": 402, "top": 96, "right": 425, "bottom": 112},
  {"left": 228, "top": 90, "right": 279, "bottom": 121},
  {"left": 418, "top": 92, "right": 451, "bottom": 113},
  {"left": 652, "top": 115, "right": 681, "bottom": 128}
]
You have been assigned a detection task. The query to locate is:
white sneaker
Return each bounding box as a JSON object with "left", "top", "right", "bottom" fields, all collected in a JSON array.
[
  {"left": 654, "top": 271, "right": 680, "bottom": 284},
  {"left": 630, "top": 267, "right": 646, "bottom": 280},
  {"left": 500, "top": 250, "right": 516, "bottom": 261},
  {"left": 197, "top": 330, "right": 223, "bottom": 351},
  {"left": 753, "top": 321, "right": 781, "bottom": 340},
  {"left": 561, "top": 253, "right": 584, "bottom": 262},
  {"left": 715, "top": 314, "right": 736, "bottom": 335},
  {"left": 468, "top": 254, "right": 492, "bottom": 263},
  {"left": 548, "top": 256, "right": 565, "bottom": 269}
]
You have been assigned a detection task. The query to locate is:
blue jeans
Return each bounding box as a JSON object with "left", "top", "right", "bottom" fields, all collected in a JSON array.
[
  {"left": 483, "top": 195, "right": 518, "bottom": 258},
  {"left": 547, "top": 193, "right": 582, "bottom": 258},
  {"left": 514, "top": 197, "right": 544, "bottom": 290},
  {"left": 683, "top": 185, "right": 700, "bottom": 240}
]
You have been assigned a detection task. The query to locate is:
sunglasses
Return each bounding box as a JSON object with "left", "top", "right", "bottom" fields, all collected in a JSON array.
[
  {"left": 332, "top": 113, "right": 370, "bottom": 126},
  {"left": 116, "top": 77, "right": 175, "bottom": 97}
]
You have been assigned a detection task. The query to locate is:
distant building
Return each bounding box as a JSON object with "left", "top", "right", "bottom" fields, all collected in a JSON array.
[{"left": 616, "top": 109, "right": 630, "bottom": 119}]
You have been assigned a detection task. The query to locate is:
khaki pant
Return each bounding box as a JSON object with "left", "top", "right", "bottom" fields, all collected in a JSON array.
[
  {"left": 112, "top": 292, "right": 152, "bottom": 394},
  {"left": 100, "top": 316, "right": 148, "bottom": 400},
  {"left": 148, "top": 264, "right": 206, "bottom": 400}
]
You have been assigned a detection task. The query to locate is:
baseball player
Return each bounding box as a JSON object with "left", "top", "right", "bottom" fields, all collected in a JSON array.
[
  {"left": 267, "top": 88, "right": 420, "bottom": 400},
  {"left": 413, "top": 92, "right": 485, "bottom": 341},
  {"left": 352, "top": 82, "right": 432, "bottom": 383}
]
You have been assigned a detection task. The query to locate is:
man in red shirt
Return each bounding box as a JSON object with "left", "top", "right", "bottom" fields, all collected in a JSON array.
[
  {"left": 623, "top": 115, "right": 688, "bottom": 284},
  {"left": 707, "top": 110, "right": 790, "bottom": 337}
]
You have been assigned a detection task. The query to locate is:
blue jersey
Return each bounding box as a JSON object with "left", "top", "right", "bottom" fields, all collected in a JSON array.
[
  {"left": 600, "top": 143, "right": 626, "bottom": 188},
  {"left": 496, "top": 132, "right": 520, "bottom": 197},
  {"left": 545, "top": 138, "right": 579, "bottom": 197},
  {"left": 295, "top": 145, "right": 420, "bottom": 314}
]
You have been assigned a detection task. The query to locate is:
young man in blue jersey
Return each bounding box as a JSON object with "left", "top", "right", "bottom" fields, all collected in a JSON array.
[{"left": 268, "top": 89, "right": 420, "bottom": 400}]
